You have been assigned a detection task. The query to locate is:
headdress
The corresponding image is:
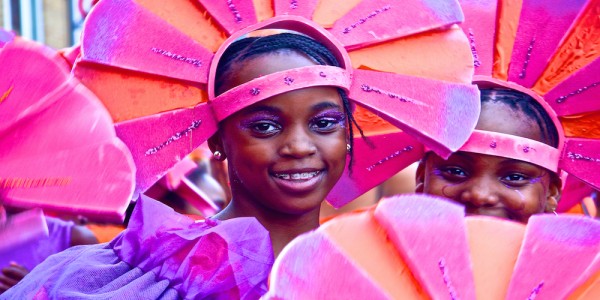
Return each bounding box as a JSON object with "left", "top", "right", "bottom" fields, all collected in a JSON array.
[
  {"left": 267, "top": 194, "right": 600, "bottom": 298},
  {"left": 456, "top": 0, "right": 600, "bottom": 211},
  {"left": 73, "top": 0, "right": 481, "bottom": 207},
  {"left": 0, "top": 31, "right": 136, "bottom": 222}
]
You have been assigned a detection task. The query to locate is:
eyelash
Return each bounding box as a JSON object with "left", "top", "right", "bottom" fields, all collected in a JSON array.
[
  {"left": 248, "top": 120, "right": 281, "bottom": 137},
  {"left": 435, "top": 167, "right": 534, "bottom": 187},
  {"left": 435, "top": 167, "right": 468, "bottom": 181},
  {"left": 245, "top": 113, "right": 345, "bottom": 137},
  {"left": 500, "top": 173, "right": 531, "bottom": 187},
  {"left": 309, "top": 115, "right": 345, "bottom": 133}
]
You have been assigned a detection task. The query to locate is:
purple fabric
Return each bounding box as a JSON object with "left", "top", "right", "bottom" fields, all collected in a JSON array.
[
  {"left": 0, "top": 216, "right": 73, "bottom": 271},
  {"left": 2, "top": 197, "right": 274, "bottom": 299}
]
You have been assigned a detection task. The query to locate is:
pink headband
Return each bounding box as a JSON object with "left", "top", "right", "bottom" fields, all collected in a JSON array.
[
  {"left": 458, "top": 0, "right": 600, "bottom": 211},
  {"left": 211, "top": 65, "right": 351, "bottom": 121},
  {"left": 458, "top": 77, "right": 564, "bottom": 172},
  {"left": 76, "top": 0, "right": 480, "bottom": 208}
]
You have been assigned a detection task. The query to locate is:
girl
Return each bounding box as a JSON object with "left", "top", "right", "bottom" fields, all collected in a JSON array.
[
  {"left": 208, "top": 32, "right": 354, "bottom": 257},
  {"left": 417, "top": 87, "right": 561, "bottom": 223},
  {"left": 3, "top": 30, "right": 354, "bottom": 300}
]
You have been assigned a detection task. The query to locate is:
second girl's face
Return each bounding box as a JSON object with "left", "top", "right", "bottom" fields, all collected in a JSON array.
[
  {"left": 417, "top": 101, "right": 559, "bottom": 223},
  {"left": 214, "top": 51, "right": 347, "bottom": 216}
]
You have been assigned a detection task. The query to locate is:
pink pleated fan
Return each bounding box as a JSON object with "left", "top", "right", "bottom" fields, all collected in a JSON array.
[
  {"left": 0, "top": 32, "right": 136, "bottom": 222},
  {"left": 73, "top": 0, "right": 482, "bottom": 207},
  {"left": 266, "top": 194, "right": 600, "bottom": 299}
]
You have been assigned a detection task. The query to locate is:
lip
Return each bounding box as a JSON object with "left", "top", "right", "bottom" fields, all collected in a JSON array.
[{"left": 270, "top": 168, "right": 325, "bottom": 194}]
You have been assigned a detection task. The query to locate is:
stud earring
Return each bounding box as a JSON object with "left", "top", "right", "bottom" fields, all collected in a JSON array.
[
  {"left": 346, "top": 144, "right": 351, "bottom": 151},
  {"left": 213, "top": 151, "right": 223, "bottom": 161}
]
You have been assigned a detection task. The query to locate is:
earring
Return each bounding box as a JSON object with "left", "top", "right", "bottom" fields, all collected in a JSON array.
[
  {"left": 213, "top": 151, "right": 223, "bottom": 161},
  {"left": 346, "top": 144, "right": 351, "bottom": 151}
]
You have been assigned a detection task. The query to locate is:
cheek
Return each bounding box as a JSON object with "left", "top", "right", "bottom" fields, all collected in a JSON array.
[
  {"left": 320, "top": 135, "right": 347, "bottom": 174},
  {"left": 423, "top": 173, "right": 456, "bottom": 198},
  {"left": 503, "top": 184, "right": 548, "bottom": 214}
]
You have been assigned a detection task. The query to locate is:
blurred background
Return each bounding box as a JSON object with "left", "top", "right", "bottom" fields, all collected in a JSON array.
[{"left": 0, "top": 0, "right": 91, "bottom": 49}]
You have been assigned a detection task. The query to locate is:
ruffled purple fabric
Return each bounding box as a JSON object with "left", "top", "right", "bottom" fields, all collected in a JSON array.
[
  {"left": 2, "top": 197, "right": 274, "bottom": 299},
  {"left": 0, "top": 216, "right": 73, "bottom": 271}
]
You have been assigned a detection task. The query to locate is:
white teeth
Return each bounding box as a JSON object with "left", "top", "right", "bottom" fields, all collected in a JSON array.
[{"left": 275, "top": 171, "right": 319, "bottom": 180}]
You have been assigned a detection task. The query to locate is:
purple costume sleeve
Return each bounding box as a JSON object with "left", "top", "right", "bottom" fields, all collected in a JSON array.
[
  {"left": 0, "top": 216, "right": 73, "bottom": 271},
  {"left": 2, "top": 197, "right": 274, "bottom": 299}
]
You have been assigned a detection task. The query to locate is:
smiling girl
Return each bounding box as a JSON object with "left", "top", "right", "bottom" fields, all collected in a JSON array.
[
  {"left": 417, "top": 87, "right": 561, "bottom": 223},
  {"left": 208, "top": 33, "right": 353, "bottom": 257}
]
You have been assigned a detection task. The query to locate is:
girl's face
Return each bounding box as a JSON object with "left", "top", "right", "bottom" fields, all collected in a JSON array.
[
  {"left": 417, "top": 101, "right": 560, "bottom": 223},
  {"left": 211, "top": 51, "right": 347, "bottom": 216}
]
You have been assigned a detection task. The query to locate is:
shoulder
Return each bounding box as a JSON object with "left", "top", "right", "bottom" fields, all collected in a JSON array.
[{"left": 70, "top": 225, "right": 99, "bottom": 246}]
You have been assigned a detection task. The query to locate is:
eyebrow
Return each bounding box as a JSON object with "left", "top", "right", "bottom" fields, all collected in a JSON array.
[
  {"left": 448, "top": 152, "right": 473, "bottom": 162},
  {"left": 241, "top": 105, "right": 281, "bottom": 115},
  {"left": 241, "top": 101, "right": 342, "bottom": 116},
  {"left": 498, "top": 157, "right": 536, "bottom": 168},
  {"left": 311, "top": 102, "right": 342, "bottom": 112}
]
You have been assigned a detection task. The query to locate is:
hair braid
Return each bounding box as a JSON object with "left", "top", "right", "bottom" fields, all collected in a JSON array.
[{"left": 481, "top": 88, "right": 559, "bottom": 147}]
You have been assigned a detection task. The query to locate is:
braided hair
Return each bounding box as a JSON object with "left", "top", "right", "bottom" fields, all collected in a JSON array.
[
  {"left": 480, "top": 88, "right": 559, "bottom": 148},
  {"left": 215, "top": 33, "right": 364, "bottom": 171}
]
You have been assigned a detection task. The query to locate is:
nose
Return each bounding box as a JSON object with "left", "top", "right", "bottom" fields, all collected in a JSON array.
[
  {"left": 458, "top": 177, "right": 500, "bottom": 207},
  {"left": 278, "top": 126, "right": 317, "bottom": 158}
]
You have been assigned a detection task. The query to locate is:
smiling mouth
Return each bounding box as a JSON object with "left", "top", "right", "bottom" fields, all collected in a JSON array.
[
  {"left": 271, "top": 170, "right": 325, "bottom": 194},
  {"left": 273, "top": 171, "right": 321, "bottom": 180}
]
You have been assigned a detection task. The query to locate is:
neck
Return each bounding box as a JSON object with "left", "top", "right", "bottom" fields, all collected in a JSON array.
[{"left": 213, "top": 200, "right": 320, "bottom": 257}]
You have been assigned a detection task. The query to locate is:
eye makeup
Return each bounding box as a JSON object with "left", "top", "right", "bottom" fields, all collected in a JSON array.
[{"left": 239, "top": 111, "right": 280, "bottom": 129}]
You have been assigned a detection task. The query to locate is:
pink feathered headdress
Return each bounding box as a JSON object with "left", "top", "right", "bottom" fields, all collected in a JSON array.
[
  {"left": 457, "top": 0, "right": 600, "bottom": 211},
  {"left": 75, "top": 0, "right": 481, "bottom": 207}
]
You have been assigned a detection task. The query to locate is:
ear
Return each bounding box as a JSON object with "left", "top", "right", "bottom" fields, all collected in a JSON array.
[
  {"left": 544, "top": 173, "right": 562, "bottom": 213},
  {"left": 207, "top": 132, "right": 227, "bottom": 160},
  {"left": 415, "top": 159, "right": 426, "bottom": 193}
]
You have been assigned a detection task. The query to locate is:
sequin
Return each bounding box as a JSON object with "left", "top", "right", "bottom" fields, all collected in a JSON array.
[
  {"left": 151, "top": 47, "right": 202, "bottom": 67},
  {"left": 342, "top": 5, "right": 391, "bottom": 34},
  {"left": 555, "top": 81, "right": 600, "bottom": 103},
  {"left": 523, "top": 146, "right": 530, "bottom": 153},
  {"left": 567, "top": 151, "right": 600, "bottom": 163},
  {"left": 468, "top": 29, "right": 481, "bottom": 68},
  {"left": 145, "top": 120, "right": 202, "bottom": 156},
  {"left": 526, "top": 281, "right": 544, "bottom": 300},
  {"left": 361, "top": 84, "right": 411, "bottom": 102},
  {"left": 284, "top": 76, "right": 294, "bottom": 85},
  {"left": 518, "top": 38, "right": 535, "bottom": 79},
  {"left": 290, "top": 0, "right": 298, "bottom": 9},
  {"left": 490, "top": 141, "right": 497, "bottom": 148},
  {"left": 438, "top": 258, "right": 459, "bottom": 300},
  {"left": 366, "top": 146, "right": 414, "bottom": 171},
  {"left": 227, "top": 0, "right": 243, "bottom": 23},
  {"left": 250, "top": 87, "right": 260, "bottom": 96}
]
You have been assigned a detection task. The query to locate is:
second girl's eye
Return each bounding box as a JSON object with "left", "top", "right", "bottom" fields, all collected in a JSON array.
[
  {"left": 503, "top": 174, "right": 527, "bottom": 181},
  {"left": 434, "top": 166, "right": 468, "bottom": 182},
  {"left": 444, "top": 167, "right": 467, "bottom": 177},
  {"left": 500, "top": 173, "right": 530, "bottom": 187}
]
